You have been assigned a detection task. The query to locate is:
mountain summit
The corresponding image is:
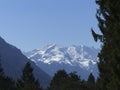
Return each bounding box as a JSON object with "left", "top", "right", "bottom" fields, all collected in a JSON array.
[{"left": 25, "top": 44, "right": 99, "bottom": 80}]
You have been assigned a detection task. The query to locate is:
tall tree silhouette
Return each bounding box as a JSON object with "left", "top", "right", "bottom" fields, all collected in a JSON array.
[
  {"left": 47, "top": 70, "right": 68, "bottom": 90},
  {"left": 87, "top": 73, "right": 95, "bottom": 90},
  {"left": 92, "top": 0, "right": 120, "bottom": 90},
  {"left": 48, "top": 70, "right": 84, "bottom": 90},
  {"left": 17, "top": 62, "right": 42, "bottom": 90}
]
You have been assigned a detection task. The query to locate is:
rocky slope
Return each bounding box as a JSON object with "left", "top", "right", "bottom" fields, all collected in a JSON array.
[{"left": 25, "top": 44, "right": 99, "bottom": 80}]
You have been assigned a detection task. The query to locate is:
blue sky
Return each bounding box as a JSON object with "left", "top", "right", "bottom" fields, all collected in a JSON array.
[{"left": 0, "top": 0, "right": 100, "bottom": 51}]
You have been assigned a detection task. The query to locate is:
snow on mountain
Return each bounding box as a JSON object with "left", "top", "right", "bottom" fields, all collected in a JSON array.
[{"left": 24, "top": 44, "right": 100, "bottom": 80}]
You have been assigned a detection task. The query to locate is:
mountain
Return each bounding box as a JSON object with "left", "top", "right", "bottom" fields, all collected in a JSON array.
[
  {"left": 24, "top": 44, "right": 100, "bottom": 80},
  {"left": 0, "top": 36, "right": 51, "bottom": 87}
]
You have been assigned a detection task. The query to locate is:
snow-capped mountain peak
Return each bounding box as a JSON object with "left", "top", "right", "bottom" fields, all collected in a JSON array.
[{"left": 24, "top": 44, "right": 99, "bottom": 79}]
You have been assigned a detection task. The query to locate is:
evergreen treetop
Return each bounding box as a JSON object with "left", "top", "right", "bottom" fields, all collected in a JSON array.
[
  {"left": 17, "top": 62, "right": 42, "bottom": 90},
  {"left": 92, "top": 0, "right": 120, "bottom": 90}
]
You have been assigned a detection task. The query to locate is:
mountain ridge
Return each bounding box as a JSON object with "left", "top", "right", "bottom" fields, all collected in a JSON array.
[
  {"left": 24, "top": 44, "right": 99, "bottom": 80},
  {"left": 0, "top": 36, "right": 51, "bottom": 87}
]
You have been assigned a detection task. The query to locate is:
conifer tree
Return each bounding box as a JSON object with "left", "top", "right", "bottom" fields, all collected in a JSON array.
[
  {"left": 68, "top": 72, "right": 83, "bottom": 90},
  {"left": 88, "top": 73, "right": 95, "bottom": 85},
  {"left": 48, "top": 70, "right": 84, "bottom": 90},
  {"left": 92, "top": 0, "right": 120, "bottom": 90},
  {"left": 0, "top": 58, "right": 16, "bottom": 90},
  {"left": 86, "top": 73, "right": 95, "bottom": 90},
  {"left": 17, "top": 62, "right": 42, "bottom": 90},
  {"left": 47, "top": 70, "right": 68, "bottom": 90}
]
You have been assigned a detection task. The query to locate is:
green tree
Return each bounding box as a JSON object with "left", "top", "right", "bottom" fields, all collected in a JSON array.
[
  {"left": 17, "top": 62, "right": 42, "bottom": 90},
  {"left": 48, "top": 70, "right": 84, "bottom": 90},
  {"left": 47, "top": 70, "right": 68, "bottom": 90},
  {"left": 67, "top": 72, "right": 83, "bottom": 90},
  {"left": 0, "top": 59, "right": 16, "bottom": 90},
  {"left": 92, "top": 0, "right": 120, "bottom": 90},
  {"left": 87, "top": 73, "right": 95, "bottom": 85},
  {"left": 86, "top": 73, "right": 95, "bottom": 90}
]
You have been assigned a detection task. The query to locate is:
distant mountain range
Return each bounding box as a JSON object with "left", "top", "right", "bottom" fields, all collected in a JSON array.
[
  {"left": 0, "top": 36, "right": 51, "bottom": 87},
  {"left": 24, "top": 44, "right": 100, "bottom": 80}
]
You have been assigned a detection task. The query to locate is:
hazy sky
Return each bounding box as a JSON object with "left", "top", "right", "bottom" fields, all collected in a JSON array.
[{"left": 0, "top": 0, "right": 100, "bottom": 51}]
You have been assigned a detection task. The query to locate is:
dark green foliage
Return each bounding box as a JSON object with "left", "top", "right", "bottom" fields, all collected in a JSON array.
[
  {"left": 17, "top": 62, "right": 42, "bottom": 90},
  {"left": 47, "top": 70, "right": 69, "bottom": 90},
  {"left": 78, "top": 73, "right": 96, "bottom": 90},
  {"left": 88, "top": 73, "right": 95, "bottom": 84},
  {"left": 67, "top": 72, "right": 83, "bottom": 90},
  {"left": 0, "top": 59, "right": 16, "bottom": 90},
  {"left": 92, "top": 0, "right": 120, "bottom": 90},
  {"left": 47, "top": 70, "right": 86, "bottom": 90},
  {"left": 48, "top": 70, "right": 98, "bottom": 90},
  {"left": 91, "top": 28, "right": 103, "bottom": 42},
  {"left": 0, "top": 77, "right": 17, "bottom": 90},
  {"left": 86, "top": 73, "right": 96, "bottom": 90}
]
